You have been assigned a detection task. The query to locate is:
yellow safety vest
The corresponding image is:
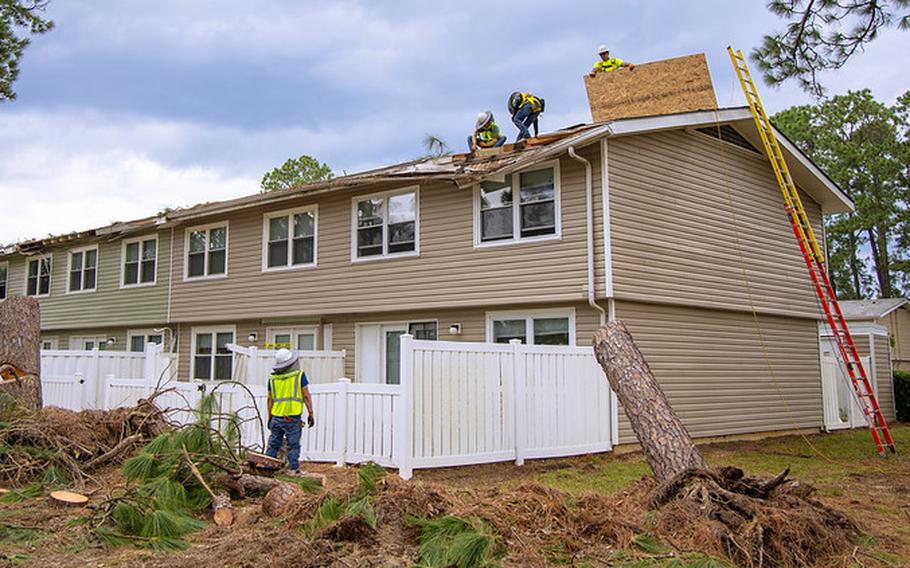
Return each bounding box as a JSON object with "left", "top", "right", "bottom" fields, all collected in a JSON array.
[
  {"left": 475, "top": 121, "right": 502, "bottom": 147},
  {"left": 593, "top": 57, "right": 624, "bottom": 72},
  {"left": 518, "top": 93, "right": 543, "bottom": 113},
  {"left": 269, "top": 369, "right": 304, "bottom": 416}
]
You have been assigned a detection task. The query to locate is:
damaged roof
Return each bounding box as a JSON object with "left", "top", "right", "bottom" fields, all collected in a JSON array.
[
  {"left": 2, "top": 106, "right": 853, "bottom": 253},
  {"left": 839, "top": 298, "right": 909, "bottom": 320}
]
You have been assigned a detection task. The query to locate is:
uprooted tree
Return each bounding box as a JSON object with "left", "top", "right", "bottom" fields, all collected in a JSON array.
[{"left": 0, "top": 295, "right": 42, "bottom": 410}]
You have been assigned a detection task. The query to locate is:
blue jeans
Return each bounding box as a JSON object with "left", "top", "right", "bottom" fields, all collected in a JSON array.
[
  {"left": 467, "top": 135, "right": 507, "bottom": 150},
  {"left": 266, "top": 415, "right": 302, "bottom": 470},
  {"left": 512, "top": 104, "right": 540, "bottom": 140}
]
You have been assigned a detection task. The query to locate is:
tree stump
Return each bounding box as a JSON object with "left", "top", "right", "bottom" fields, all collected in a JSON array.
[
  {"left": 593, "top": 321, "right": 705, "bottom": 481},
  {"left": 0, "top": 297, "right": 42, "bottom": 410}
]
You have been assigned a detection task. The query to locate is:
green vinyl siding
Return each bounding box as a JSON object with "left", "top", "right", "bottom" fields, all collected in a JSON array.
[{"left": 2, "top": 230, "right": 171, "bottom": 330}]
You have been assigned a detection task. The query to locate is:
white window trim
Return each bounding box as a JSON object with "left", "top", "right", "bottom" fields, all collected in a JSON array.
[
  {"left": 473, "top": 160, "right": 562, "bottom": 248},
  {"left": 265, "top": 325, "right": 318, "bottom": 350},
  {"left": 350, "top": 185, "right": 420, "bottom": 263},
  {"left": 41, "top": 337, "right": 59, "bottom": 350},
  {"left": 127, "top": 328, "right": 166, "bottom": 352},
  {"left": 189, "top": 325, "right": 237, "bottom": 381},
  {"left": 65, "top": 245, "right": 99, "bottom": 295},
  {"left": 69, "top": 335, "right": 108, "bottom": 351},
  {"left": 0, "top": 260, "right": 8, "bottom": 300},
  {"left": 261, "top": 204, "right": 318, "bottom": 273},
  {"left": 183, "top": 221, "right": 230, "bottom": 281},
  {"left": 121, "top": 234, "right": 159, "bottom": 288},
  {"left": 485, "top": 308, "right": 576, "bottom": 345},
  {"left": 24, "top": 255, "right": 52, "bottom": 298}
]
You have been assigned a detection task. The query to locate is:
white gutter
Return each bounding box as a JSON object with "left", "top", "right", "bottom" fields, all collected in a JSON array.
[{"left": 567, "top": 146, "right": 607, "bottom": 326}]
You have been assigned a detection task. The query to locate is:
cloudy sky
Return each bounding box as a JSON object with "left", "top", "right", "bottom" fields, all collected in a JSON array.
[{"left": 1, "top": 0, "right": 906, "bottom": 244}]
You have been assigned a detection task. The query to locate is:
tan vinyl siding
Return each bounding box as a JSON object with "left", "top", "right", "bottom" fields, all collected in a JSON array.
[
  {"left": 614, "top": 300, "right": 823, "bottom": 443},
  {"left": 882, "top": 308, "right": 910, "bottom": 369},
  {"left": 3, "top": 230, "right": 171, "bottom": 330},
  {"left": 169, "top": 148, "right": 603, "bottom": 323},
  {"left": 608, "top": 130, "right": 823, "bottom": 319}
]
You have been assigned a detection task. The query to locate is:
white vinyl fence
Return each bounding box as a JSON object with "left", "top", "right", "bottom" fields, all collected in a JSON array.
[
  {"left": 228, "top": 344, "right": 346, "bottom": 385},
  {"left": 40, "top": 336, "right": 616, "bottom": 479}
]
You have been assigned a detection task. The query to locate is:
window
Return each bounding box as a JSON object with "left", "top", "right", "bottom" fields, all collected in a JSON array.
[
  {"left": 192, "top": 327, "right": 235, "bottom": 380},
  {"left": 0, "top": 262, "right": 7, "bottom": 299},
  {"left": 486, "top": 309, "right": 575, "bottom": 345},
  {"left": 408, "top": 321, "right": 438, "bottom": 340},
  {"left": 123, "top": 236, "right": 157, "bottom": 286},
  {"left": 69, "top": 336, "right": 110, "bottom": 351},
  {"left": 186, "top": 224, "right": 228, "bottom": 279},
  {"left": 353, "top": 188, "right": 418, "bottom": 259},
  {"left": 476, "top": 164, "right": 559, "bottom": 245},
  {"left": 67, "top": 246, "right": 98, "bottom": 293},
  {"left": 26, "top": 257, "right": 51, "bottom": 296},
  {"left": 128, "top": 330, "right": 165, "bottom": 352},
  {"left": 263, "top": 207, "right": 317, "bottom": 270},
  {"left": 266, "top": 326, "right": 316, "bottom": 350},
  {"left": 41, "top": 337, "right": 58, "bottom": 350}
]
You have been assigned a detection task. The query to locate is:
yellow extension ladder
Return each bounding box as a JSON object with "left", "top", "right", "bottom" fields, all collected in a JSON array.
[{"left": 727, "top": 47, "right": 896, "bottom": 456}]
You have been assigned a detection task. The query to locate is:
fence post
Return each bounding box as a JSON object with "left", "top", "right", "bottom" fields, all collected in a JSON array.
[
  {"left": 335, "top": 378, "right": 350, "bottom": 467},
  {"left": 247, "top": 345, "right": 259, "bottom": 385},
  {"left": 87, "top": 347, "right": 100, "bottom": 409},
  {"left": 511, "top": 339, "right": 526, "bottom": 466},
  {"left": 74, "top": 371, "right": 86, "bottom": 410},
  {"left": 143, "top": 342, "right": 159, "bottom": 397},
  {"left": 397, "top": 334, "right": 415, "bottom": 480},
  {"left": 102, "top": 373, "right": 113, "bottom": 410}
]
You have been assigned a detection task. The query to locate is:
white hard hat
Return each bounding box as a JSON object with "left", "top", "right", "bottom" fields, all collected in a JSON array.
[
  {"left": 475, "top": 111, "right": 493, "bottom": 130},
  {"left": 272, "top": 348, "right": 299, "bottom": 371},
  {"left": 597, "top": 44, "right": 610, "bottom": 54}
]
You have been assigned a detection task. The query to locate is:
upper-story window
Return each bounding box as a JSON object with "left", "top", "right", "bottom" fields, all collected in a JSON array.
[
  {"left": 186, "top": 223, "right": 228, "bottom": 279},
  {"left": 353, "top": 188, "right": 418, "bottom": 260},
  {"left": 67, "top": 246, "right": 98, "bottom": 293},
  {"left": 122, "top": 236, "right": 157, "bottom": 287},
  {"left": 263, "top": 206, "right": 317, "bottom": 271},
  {"left": 0, "top": 262, "right": 7, "bottom": 300},
  {"left": 476, "top": 163, "right": 560, "bottom": 246},
  {"left": 26, "top": 257, "right": 51, "bottom": 297}
]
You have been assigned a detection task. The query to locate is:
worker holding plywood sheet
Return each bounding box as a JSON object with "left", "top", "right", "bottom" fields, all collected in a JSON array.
[{"left": 584, "top": 53, "right": 718, "bottom": 123}]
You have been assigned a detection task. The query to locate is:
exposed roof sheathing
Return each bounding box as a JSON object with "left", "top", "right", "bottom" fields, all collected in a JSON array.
[{"left": 584, "top": 53, "right": 718, "bottom": 122}]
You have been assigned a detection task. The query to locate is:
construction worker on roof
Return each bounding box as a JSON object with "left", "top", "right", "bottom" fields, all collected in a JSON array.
[
  {"left": 468, "top": 111, "right": 507, "bottom": 151},
  {"left": 508, "top": 91, "right": 545, "bottom": 142},
  {"left": 589, "top": 45, "right": 635, "bottom": 77},
  {"left": 266, "top": 348, "right": 314, "bottom": 476}
]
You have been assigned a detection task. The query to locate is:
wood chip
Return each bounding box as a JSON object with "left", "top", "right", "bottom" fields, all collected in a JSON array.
[{"left": 49, "top": 490, "right": 89, "bottom": 506}]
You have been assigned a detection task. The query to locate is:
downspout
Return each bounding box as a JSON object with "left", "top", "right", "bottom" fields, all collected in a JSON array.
[{"left": 567, "top": 146, "right": 607, "bottom": 326}]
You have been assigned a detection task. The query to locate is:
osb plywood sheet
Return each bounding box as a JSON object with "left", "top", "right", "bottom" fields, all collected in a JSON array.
[{"left": 585, "top": 53, "right": 717, "bottom": 122}]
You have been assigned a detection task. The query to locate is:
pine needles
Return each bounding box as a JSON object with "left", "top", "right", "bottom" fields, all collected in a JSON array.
[{"left": 409, "top": 515, "right": 504, "bottom": 568}]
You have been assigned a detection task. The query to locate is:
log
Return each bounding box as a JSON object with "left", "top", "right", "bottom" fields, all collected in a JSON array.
[
  {"left": 0, "top": 297, "right": 42, "bottom": 410},
  {"left": 262, "top": 482, "right": 304, "bottom": 518},
  {"left": 211, "top": 492, "right": 234, "bottom": 526},
  {"left": 593, "top": 321, "right": 705, "bottom": 481},
  {"left": 49, "top": 490, "right": 89, "bottom": 507},
  {"left": 210, "top": 472, "right": 285, "bottom": 498}
]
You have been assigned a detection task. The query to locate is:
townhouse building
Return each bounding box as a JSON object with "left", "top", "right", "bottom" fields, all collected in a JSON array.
[{"left": 1, "top": 106, "right": 894, "bottom": 442}]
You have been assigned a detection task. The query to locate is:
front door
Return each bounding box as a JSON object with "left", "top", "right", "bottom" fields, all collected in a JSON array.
[{"left": 357, "top": 323, "right": 407, "bottom": 384}]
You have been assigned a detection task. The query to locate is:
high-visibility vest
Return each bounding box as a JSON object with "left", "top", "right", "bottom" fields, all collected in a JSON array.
[
  {"left": 593, "top": 57, "right": 624, "bottom": 72},
  {"left": 475, "top": 121, "right": 502, "bottom": 147},
  {"left": 269, "top": 369, "right": 305, "bottom": 416},
  {"left": 511, "top": 92, "right": 544, "bottom": 114}
]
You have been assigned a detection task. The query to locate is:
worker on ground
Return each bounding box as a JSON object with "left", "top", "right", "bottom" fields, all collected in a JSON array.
[
  {"left": 266, "top": 348, "right": 314, "bottom": 476},
  {"left": 589, "top": 45, "right": 635, "bottom": 77},
  {"left": 508, "top": 91, "right": 545, "bottom": 141},
  {"left": 468, "top": 111, "right": 507, "bottom": 151}
]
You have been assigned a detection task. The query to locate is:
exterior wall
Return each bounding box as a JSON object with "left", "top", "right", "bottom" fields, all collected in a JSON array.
[
  {"left": 168, "top": 147, "right": 604, "bottom": 323},
  {"left": 3, "top": 229, "right": 171, "bottom": 330},
  {"left": 607, "top": 129, "right": 823, "bottom": 319},
  {"left": 174, "top": 302, "right": 603, "bottom": 382},
  {"left": 853, "top": 333, "right": 896, "bottom": 422},
  {"left": 878, "top": 308, "right": 910, "bottom": 370},
  {"left": 614, "top": 300, "right": 823, "bottom": 443},
  {"left": 40, "top": 325, "right": 175, "bottom": 352}
]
